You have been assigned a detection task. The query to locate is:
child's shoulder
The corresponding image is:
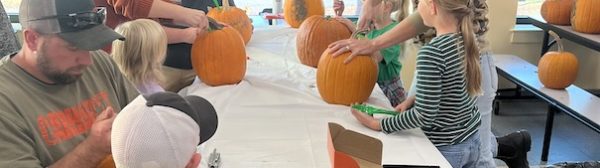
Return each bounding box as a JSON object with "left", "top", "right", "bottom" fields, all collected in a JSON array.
[{"left": 425, "top": 34, "right": 460, "bottom": 49}]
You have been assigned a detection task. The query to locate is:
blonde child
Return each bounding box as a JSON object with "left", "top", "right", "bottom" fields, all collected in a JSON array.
[
  {"left": 335, "top": 0, "right": 410, "bottom": 107},
  {"left": 112, "top": 19, "right": 168, "bottom": 95},
  {"left": 351, "top": 0, "right": 483, "bottom": 167}
]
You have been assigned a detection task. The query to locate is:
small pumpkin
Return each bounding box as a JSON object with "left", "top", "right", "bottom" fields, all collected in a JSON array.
[
  {"left": 192, "top": 18, "right": 246, "bottom": 86},
  {"left": 317, "top": 47, "right": 378, "bottom": 106},
  {"left": 207, "top": 0, "right": 253, "bottom": 44},
  {"left": 540, "top": 0, "right": 575, "bottom": 25},
  {"left": 538, "top": 31, "right": 579, "bottom": 89},
  {"left": 284, "top": 0, "right": 325, "bottom": 28},
  {"left": 297, "top": 15, "right": 352, "bottom": 68},
  {"left": 571, "top": 0, "right": 600, "bottom": 34}
]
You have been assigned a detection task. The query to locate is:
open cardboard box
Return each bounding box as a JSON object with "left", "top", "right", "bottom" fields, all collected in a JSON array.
[{"left": 327, "top": 122, "right": 383, "bottom": 168}]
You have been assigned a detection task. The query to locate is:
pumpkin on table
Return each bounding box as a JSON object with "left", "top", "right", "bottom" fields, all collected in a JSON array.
[
  {"left": 538, "top": 31, "right": 579, "bottom": 89},
  {"left": 297, "top": 15, "right": 352, "bottom": 68},
  {"left": 284, "top": 0, "right": 325, "bottom": 28},
  {"left": 317, "top": 47, "right": 378, "bottom": 106},
  {"left": 570, "top": 0, "right": 600, "bottom": 34},
  {"left": 192, "top": 18, "right": 246, "bottom": 86},
  {"left": 540, "top": 0, "right": 575, "bottom": 25},
  {"left": 207, "top": 0, "right": 253, "bottom": 44}
]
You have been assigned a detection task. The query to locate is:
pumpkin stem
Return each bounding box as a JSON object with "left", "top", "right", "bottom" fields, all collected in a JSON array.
[
  {"left": 207, "top": 17, "right": 224, "bottom": 32},
  {"left": 352, "top": 29, "right": 370, "bottom": 40},
  {"left": 212, "top": 0, "right": 221, "bottom": 9},
  {"left": 548, "top": 30, "right": 563, "bottom": 52}
]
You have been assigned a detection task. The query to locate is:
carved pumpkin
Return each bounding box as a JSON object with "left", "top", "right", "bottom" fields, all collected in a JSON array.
[
  {"left": 297, "top": 15, "right": 352, "bottom": 68},
  {"left": 192, "top": 19, "right": 246, "bottom": 86},
  {"left": 540, "top": 0, "right": 575, "bottom": 25},
  {"left": 571, "top": 0, "right": 600, "bottom": 34},
  {"left": 284, "top": 0, "right": 325, "bottom": 28},
  {"left": 538, "top": 31, "right": 579, "bottom": 89},
  {"left": 317, "top": 48, "right": 378, "bottom": 106},
  {"left": 207, "top": 0, "right": 253, "bottom": 44}
]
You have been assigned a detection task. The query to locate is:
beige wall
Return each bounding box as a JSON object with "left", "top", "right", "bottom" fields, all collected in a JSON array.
[{"left": 401, "top": 0, "right": 600, "bottom": 90}]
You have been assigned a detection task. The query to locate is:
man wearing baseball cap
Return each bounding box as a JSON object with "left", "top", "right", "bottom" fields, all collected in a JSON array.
[
  {"left": 0, "top": 0, "right": 138, "bottom": 167},
  {"left": 112, "top": 92, "right": 218, "bottom": 168}
]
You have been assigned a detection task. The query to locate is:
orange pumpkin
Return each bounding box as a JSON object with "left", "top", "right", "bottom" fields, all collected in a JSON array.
[
  {"left": 207, "top": 0, "right": 253, "bottom": 44},
  {"left": 538, "top": 31, "right": 579, "bottom": 89},
  {"left": 284, "top": 0, "right": 325, "bottom": 28},
  {"left": 96, "top": 155, "right": 115, "bottom": 168},
  {"left": 540, "top": 0, "right": 575, "bottom": 25},
  {"left": 317, "top": 48, "right": 378, "bottom": 106},
  {"left": 192, "top": 19, "right": 246, "bottom": 86},
  {"left": 571, "top": 0, "right": 600, "bottom": 34},
  {"left": 297, "top": 16, "right": 352, "bottom": 68}
]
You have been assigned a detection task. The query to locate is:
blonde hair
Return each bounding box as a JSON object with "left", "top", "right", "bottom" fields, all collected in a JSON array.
[
  {"left": 112, "top": 19, "right": 167, "bottom": 87},
  {"left": 433, "top": 0, "right": 482, "bottom": 96},
  {"left": 380, "top": 0, "right": 409, "bottom": 22}
]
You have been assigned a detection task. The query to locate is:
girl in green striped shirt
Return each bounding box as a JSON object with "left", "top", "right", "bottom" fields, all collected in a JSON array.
[{"left": 351, "top": 0, "right": 483, "bottom": 167}]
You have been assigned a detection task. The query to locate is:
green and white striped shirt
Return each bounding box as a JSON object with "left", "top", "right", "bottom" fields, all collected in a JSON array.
[{"left": 380, "top": 33, "right": 481, "bottom": 146}]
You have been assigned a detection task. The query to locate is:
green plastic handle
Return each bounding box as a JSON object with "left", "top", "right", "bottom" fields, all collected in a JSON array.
[{"left": 351, "top": 104, "right": 398, "bottom": 116}]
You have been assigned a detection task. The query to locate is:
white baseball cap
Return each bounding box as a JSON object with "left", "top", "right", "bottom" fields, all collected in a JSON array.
[{"left": 111, "top": 92, "right": 218, "bottom": 168}]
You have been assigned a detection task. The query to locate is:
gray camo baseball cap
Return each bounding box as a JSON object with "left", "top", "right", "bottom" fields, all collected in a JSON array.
[{"left": 19, "top": 0, "right": 124, "bottom": 51}]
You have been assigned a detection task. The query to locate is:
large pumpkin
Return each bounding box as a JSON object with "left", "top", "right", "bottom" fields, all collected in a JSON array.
[
  {"left": 192, "top": 19, "right": 246, "bottom": 86},
  {"left": 571, "top": 0, "right": 600, "bottom": 34},
  {"left": 207, "top": 0, "right": 253, "bottom": 44},
  {"left": 317, "top": 49, "right": 378, "bottom": 106},
  {"left": 538, "top": 31, "right": 579, "bottom": 89},
  {"left": 540, "top": 0, "right": 575, "bottom": 25},
  {"left": 297, "top": 16, "right": 352, "bottom": 68},
  {"left": 284, "top": 0, "right": 325, "bottom": 28}
]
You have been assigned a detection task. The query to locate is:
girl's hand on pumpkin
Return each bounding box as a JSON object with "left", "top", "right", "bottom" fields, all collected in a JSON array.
[
  {"left": 334, "top": 16, "right": 356, "bottom": 33},
  {"left": 328, "top": 39, "right": 378, "bottom": 64},
  {"left": 351, "top": 106, "right": 382, "bottom": 131}
]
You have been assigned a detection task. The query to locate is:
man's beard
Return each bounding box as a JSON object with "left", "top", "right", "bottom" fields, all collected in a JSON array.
[{"left": 36, "top": 43, "right": 85, "bottom": 84}]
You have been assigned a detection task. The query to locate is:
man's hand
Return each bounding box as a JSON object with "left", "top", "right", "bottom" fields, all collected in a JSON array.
[
  {"left": 86, "top": 107, "right": 116, "bottom": 156},
  {"left": 48, "top": 107, "right": 117, "bottom": 168}
]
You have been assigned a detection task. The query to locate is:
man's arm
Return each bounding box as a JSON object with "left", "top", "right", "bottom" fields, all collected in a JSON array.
[
  {"left": 49, "top": 108, "right": 116, "bottom": 168},
  {"left": 0, "top": 111, "right": 43, "bottom": 168}
]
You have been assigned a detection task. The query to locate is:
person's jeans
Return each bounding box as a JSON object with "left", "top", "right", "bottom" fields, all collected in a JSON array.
[
  {"left": 437, "top": 131, "right": 482, "bottom": 168},
  {"left": 407, "top": 53, "right": 499, "bottom": 166},
  {"left": 476, "top": 53, "right": 499, "bottom": 168}
]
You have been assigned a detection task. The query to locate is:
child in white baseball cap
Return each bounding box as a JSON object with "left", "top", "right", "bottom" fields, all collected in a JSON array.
[{"left": 111, "top": 92, "right": 218, "bottom": 168}]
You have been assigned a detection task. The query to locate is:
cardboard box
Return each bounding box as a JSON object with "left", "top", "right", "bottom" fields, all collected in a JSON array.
[{"left": 327, "top": 122, "right": 383, "bottom": 168}]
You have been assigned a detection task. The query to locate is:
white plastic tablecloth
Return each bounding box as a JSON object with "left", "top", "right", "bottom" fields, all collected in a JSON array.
[{"left": 181, "top": 26, "right": 451, "bottom": 168}]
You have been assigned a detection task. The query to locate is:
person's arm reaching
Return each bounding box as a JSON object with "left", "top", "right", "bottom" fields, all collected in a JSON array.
[{"left": 328, "top": 12, "right": 429, "bottom": 63}]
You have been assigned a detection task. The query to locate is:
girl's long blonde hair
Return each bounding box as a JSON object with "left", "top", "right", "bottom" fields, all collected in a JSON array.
[
  {"left": 112, "top": 19, "right": 167, "bottom": 87},
  {"left": 434, "top": 0, "right": 482, "bottom": 96}
]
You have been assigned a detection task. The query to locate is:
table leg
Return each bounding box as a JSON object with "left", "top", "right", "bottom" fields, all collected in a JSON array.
[{"left": 541, "top": 105, "right": 556, "bottom": 161}]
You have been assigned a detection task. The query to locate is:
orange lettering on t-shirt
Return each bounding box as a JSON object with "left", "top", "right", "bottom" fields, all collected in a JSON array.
[{"left": 37, "top": 91, "right": 113, "bottom": 146}]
